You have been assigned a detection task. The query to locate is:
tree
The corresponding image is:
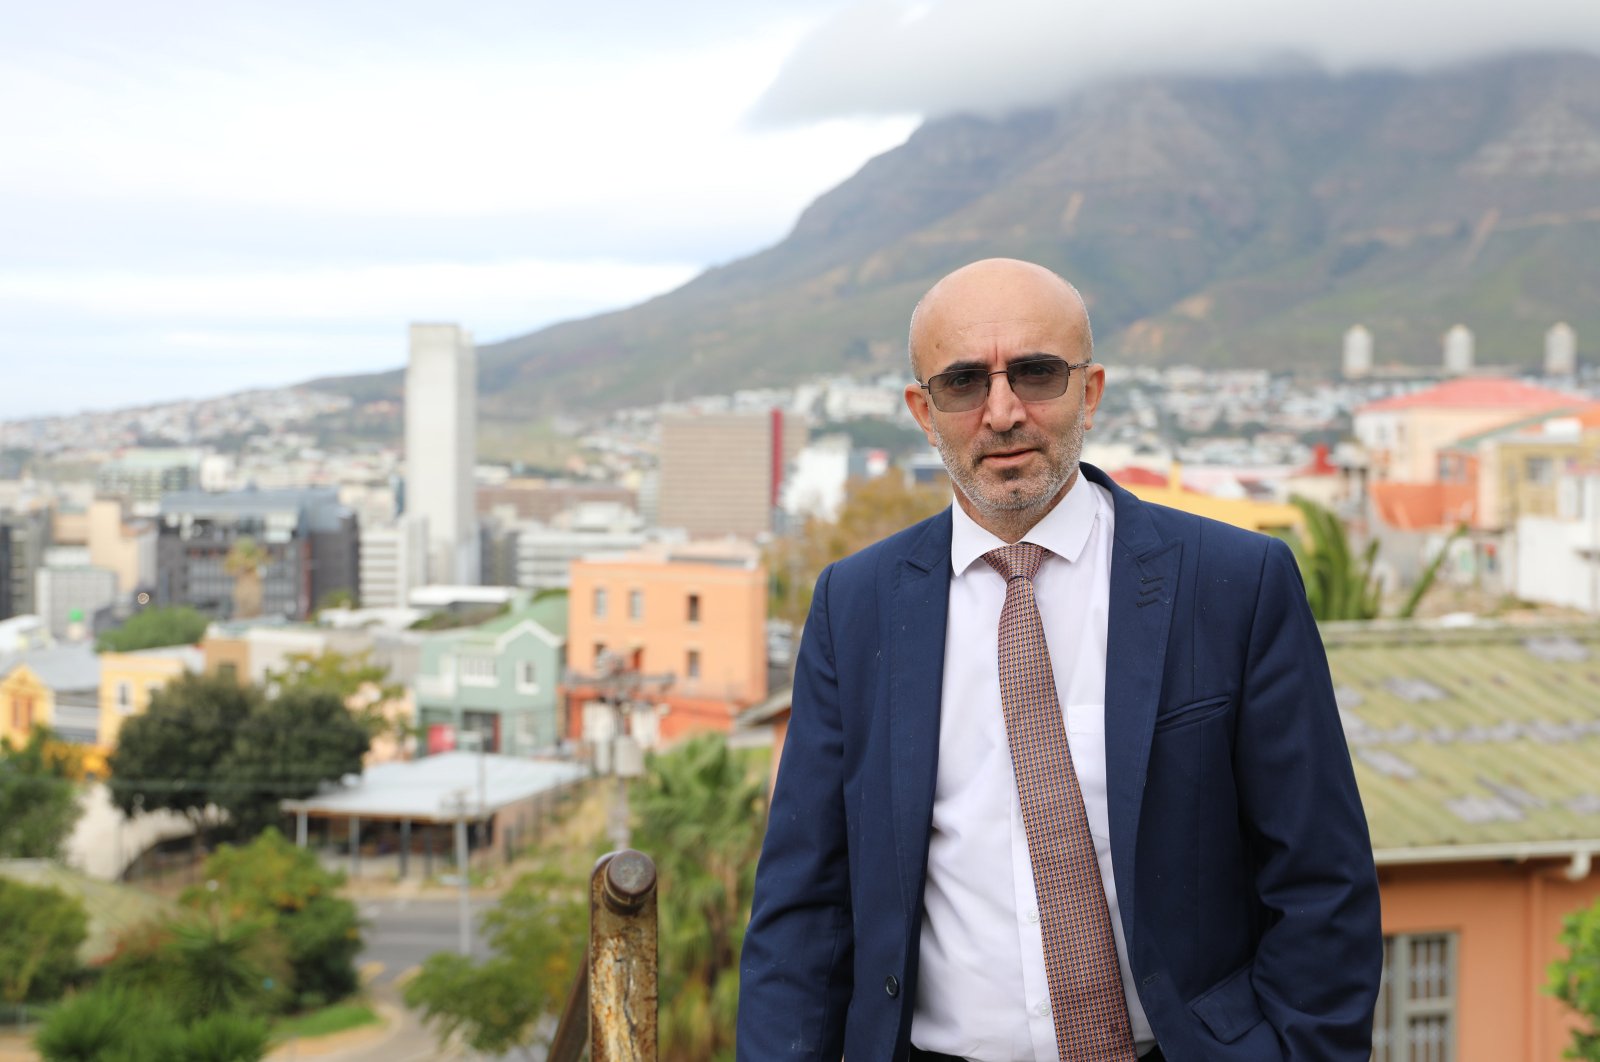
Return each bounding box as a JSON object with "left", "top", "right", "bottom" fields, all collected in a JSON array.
[
  {"left": 768, "top": 474, "right": 949, "bottom": 627},
  {"left": 35, "top": 986, "right": 269, "bottom": 1062},
  {"left": 266, "top": 649, "right": 403, "bottom": 738},
  {"left": 1284, "top": 497, "right": 1383, "bottom": 621},
  {"left": 0, "top": 727, "right": 84, "bottom": 859},
  {"left": 218, "top": 687, "right": 371, "bottom": 836},
  {"left": 224, "top": 537, "right": 268, "bottom": 619},
  {"left": 109, "top": 674, "right": 369, "bottom": 843},
  {"left": 96, "top": 606, "right": 208, "bottom": 652},
  {"left": 1284, "top": 497, "right": 1463, "bottom": 622},
  {"left": 108, "top": 672, "right": 262, "bottom": 845},
  {"left": 0, "top": 878, "right": 87, "bottom": 1005},
  {"left": 631, "top": 736, "right": 768, "bottom": 1061},
  {"left": 405, "top": 865, "right": 585, "bottom": 1059},
  {"left": 186, "top": 828, "right": 363, "bottom": 1010},
  {"left": 1551, "top": 898, "right": 1600, "bottom": 1059}
]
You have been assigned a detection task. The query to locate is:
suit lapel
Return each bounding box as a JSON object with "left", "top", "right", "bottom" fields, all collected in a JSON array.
[
  {"left": 1085, "top": 466, "right": 1180, "bottom": 954},
  {"left": 889, "top": 509, "right": 952, "bottom": 925}
]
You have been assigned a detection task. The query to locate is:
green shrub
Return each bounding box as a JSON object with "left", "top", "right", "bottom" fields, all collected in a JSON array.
[{"left": 175, "top": 1010, "right": 270, "bottom": 1062}]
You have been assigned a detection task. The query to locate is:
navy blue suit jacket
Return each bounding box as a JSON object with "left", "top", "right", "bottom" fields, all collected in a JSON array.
[{"left": 738, "top": 466, "right": 1381, "bottom": 1061}]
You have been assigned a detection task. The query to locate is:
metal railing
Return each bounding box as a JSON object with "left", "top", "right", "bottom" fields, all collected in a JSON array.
[{"left": 550, "top": 849, "right": 659, "bottom": 1062}]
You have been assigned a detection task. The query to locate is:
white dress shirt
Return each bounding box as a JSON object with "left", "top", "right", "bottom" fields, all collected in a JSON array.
[{"left": 910, "top": 476, "right": 1155, "bottom": 1060}]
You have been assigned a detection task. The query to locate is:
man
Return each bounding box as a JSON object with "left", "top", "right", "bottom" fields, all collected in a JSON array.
[{"left": 738, "top": 258, "right": 1381, "bottom": 1061}]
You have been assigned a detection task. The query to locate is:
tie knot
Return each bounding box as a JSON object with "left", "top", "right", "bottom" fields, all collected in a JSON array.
[{"left": 983, "top": 542, "right": 1048, "bottom": 582}]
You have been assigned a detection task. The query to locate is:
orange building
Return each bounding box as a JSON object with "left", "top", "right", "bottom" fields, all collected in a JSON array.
[{"left": 567, "top": 541, "right": 767, "bottom": 743}]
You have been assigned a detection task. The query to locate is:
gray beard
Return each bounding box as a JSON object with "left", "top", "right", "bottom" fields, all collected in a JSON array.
[{"left": 933, "top": 403, "right": 1085, "bottom": 519}]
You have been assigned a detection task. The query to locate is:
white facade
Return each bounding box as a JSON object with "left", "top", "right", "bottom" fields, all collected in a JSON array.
[
  {"left": 404, "top": 323, "right": 479, "bottom": 585},
  {"left": 1514, "top": 476, "right": 1600, "bottom": 614},
  {"left": 1443, "top": 324, "right": 1475, "bottom": 375},
  {"left": 782, "top": 435, "right": 852, "bottom": 522},
  {"left": 360, "top": 517, "right": 429, "bottom": 609},
  {"left": 1546, "top": 322, "right": 1577, "bottom": 377},
  {"left": 1342, "top": 325, "right": 1374, "bottom": 379},
  {"left": 514, "top": 504, "right": 652, "bottom": 591}
]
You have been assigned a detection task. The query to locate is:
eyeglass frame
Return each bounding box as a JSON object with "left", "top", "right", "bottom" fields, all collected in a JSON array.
[{"left": 917, "top": 355, "right": 1094, "bottom": 413}]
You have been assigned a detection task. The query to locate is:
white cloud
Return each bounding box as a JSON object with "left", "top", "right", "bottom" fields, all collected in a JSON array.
[{"left": 754, "top": 0, "right": 1600, "bottom": 122}]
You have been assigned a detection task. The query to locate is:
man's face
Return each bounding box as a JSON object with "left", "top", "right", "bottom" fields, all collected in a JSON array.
[{"left": 902, "top": 261, "right": 1104, "bottom": 534}]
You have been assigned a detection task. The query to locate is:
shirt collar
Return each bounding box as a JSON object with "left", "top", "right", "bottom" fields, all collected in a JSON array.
[{"left": 950, "top": 472, "right": 1100, "bottom": 577}]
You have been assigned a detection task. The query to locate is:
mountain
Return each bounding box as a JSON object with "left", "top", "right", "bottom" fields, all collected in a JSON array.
[{"left": 318, "top": 51, "right": 1600, "bottom": 419}]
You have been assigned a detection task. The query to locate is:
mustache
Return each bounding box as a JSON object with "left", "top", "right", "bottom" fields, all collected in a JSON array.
[{"left": 972, "top": 430, "right": 1045, "bottom": 463}]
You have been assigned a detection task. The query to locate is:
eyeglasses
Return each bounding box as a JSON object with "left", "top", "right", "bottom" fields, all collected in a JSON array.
[{"left": 919, "top": 357, "right": 1092, "bottom": 413}]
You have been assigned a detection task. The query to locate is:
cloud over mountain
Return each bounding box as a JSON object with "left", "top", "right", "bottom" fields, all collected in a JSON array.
[{"left": 752, "top": 0, "right": 1600, "bottom": 123}]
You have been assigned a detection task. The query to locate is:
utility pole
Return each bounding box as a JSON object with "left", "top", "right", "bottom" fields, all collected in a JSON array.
[{"left": 452, "top": 789, "right": 472, "bottom": 956}]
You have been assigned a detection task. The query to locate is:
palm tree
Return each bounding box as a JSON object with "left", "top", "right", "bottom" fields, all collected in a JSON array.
[
  {"left": 224, "top": 537, "right": 268, "bottom": 619},
  {"left": 1285, "top": 497, "right": 1463, "bottom": 621},
  {"left": 632, "top": 737, "right": 767, "bottom": 1061}
]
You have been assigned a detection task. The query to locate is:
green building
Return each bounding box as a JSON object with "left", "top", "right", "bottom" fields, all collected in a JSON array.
[{"left": 414, "top": 594, "right": 567, "bottom": 755}]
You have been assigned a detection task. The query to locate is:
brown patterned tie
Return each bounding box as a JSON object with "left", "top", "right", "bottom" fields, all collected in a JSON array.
[{"left": 984, "top": 543, "right": 1137, "bottom": 1062}]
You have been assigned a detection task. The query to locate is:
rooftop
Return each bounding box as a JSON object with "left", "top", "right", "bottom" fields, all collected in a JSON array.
[
  {"left": 1356, "top": 377, "right": 1581, "bottom": 416},
  {"left": 0, "top": 642, "right": 101, "bottom": 692},
  {"left": 1324, "top": 621, "right": 1600, "bottom": 862},
  {"left": 283, "top": 753, "right": 588, "bottom": 822}
]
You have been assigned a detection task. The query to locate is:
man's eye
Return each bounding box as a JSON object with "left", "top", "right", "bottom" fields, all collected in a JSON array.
[
  {"left": 1015, "top": 361, "right": 1060, "bottom": 380},
  {"left": 943, "top": 372, "right": 982, "bottom": 392}
]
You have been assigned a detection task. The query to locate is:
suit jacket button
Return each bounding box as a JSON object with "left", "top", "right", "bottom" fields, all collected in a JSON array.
[{"left": 885, "top": 975, "right": 900, "bottom": 998}]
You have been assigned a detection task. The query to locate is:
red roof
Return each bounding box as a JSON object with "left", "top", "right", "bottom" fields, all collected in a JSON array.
[
  {"left": 1356, "top": 378, "right": 1579, "bottom": 415},
  {"left": 1109, "top": 466, "right": 1170, "bottom": 487}
]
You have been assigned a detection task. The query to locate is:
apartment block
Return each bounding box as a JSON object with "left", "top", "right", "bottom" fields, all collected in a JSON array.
[{"left": 657, "top": 411, "right": 806, "bottom": 539}]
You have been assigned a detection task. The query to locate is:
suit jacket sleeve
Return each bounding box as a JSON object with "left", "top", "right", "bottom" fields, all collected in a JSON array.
[
  {"left": 1237, "top": 538, "right": 1383, "bottom": 1059},
  {"left": 738, "top": 563, "right": 853, "bottom": 1060}
]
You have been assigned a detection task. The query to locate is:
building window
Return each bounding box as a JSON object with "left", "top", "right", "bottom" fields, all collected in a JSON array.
[
  {"left": 687, "top": 593, "right": 701, "bottom": 624},
  {"left": 594, "top": 587, "right": 608, "bottom": 618},
  {"left": 217, "top": 662, "right": 238, "bottom": 684},
  {"left": 516, "top": 660, "right": 539, "bottom": 694},
  {"left": 459, "top": 654, "right": 498, "bottom": 687},
  {"left": 686, "top": 649, "right": 701, "bottom": 680},
  {"left": 12, "top": 696, "right": 33, "bottom": 733},
  {"left": 629, "top": 589, "right": 643, "bottom": 621},
  {"left": 1526, "top": 456, "right": 1554, "bottom": 485},
  {"left": 116, "top": 682, "right": 133, "bottom": 714},
  {"left": 1373, "top": 932, "right": 1456, "bottom": 1062}
]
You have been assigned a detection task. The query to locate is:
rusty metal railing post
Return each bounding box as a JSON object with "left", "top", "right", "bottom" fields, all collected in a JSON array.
[{"left": 549, "top": 849, "right": 658, "bottom": 1062}]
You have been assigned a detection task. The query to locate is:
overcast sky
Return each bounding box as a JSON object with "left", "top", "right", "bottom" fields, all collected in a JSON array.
[{"left": 3, "top": 0, "right": 1595, "bottom": 420}]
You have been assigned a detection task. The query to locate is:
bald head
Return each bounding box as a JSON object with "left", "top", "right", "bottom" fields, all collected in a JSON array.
[{"left": 908, "top": 258, "right": 1093, "bottom": 380}]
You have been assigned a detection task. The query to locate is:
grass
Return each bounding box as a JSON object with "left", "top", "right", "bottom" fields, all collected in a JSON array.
[{"left": 270, "top": 1002, "right": 380, "bottom": 1042}]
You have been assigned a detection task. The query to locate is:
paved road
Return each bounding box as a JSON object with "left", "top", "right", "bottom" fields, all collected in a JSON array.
[{"left": 359, "top": 896, "right": 492, "bottom": 986}]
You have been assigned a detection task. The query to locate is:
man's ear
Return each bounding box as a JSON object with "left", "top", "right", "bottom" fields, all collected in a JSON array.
[
  {"left": 1081, "top": 364, "right": 1107, "bottom": 431},
  {"left": 904, "top": 382, "right": 937, "bottom": 445}
]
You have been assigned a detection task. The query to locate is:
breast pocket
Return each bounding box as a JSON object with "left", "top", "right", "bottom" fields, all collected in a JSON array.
[
  {"left": 1152, "top": 694, "right": 1232, "bottom": 733},
  {"left": 1064, "top": 702, "right": 1109, "bottom": 840}
]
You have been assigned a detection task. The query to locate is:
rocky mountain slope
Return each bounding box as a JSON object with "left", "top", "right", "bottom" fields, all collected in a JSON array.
[{"left": 320, "top": 51, "right": 1600, "bottom": 417}]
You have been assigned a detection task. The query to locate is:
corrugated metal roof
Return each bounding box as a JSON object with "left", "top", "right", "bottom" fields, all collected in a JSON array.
[
  {"left": 1355, "top": 378, "right": 1580, "bottom": 414},
  {"left": 1323, "top": 621, "right": 1600, "bottom": 861},
  {"left": 282, "top": 752, "right": 587, "bottom": 821}
]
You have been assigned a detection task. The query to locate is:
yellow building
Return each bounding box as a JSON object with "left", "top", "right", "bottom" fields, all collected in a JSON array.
[
  {"left": 97, "top": 646, "right": 203, "bottom": 748},
  {"left": 1110, "top": 466, "right": 1303, "bottom": 536},
  {"left": 0, "top": 645, "right": 101, "bottom": 749}
]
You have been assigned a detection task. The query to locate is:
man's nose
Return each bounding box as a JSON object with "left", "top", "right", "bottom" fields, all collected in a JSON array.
[{"left": 981, "top": 371, "right": 1026, "bottom": 433}]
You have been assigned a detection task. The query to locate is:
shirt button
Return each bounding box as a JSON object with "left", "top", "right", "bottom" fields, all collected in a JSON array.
[
  {"left": 1026, "top": 909, "right": 1040, "bottom": 924},
  {"left": 885, "top": 975, "right": 900, "bottom": 998},
  {"left": 1036, "top": 1001, "right": 1050, "bottom": 1017}
]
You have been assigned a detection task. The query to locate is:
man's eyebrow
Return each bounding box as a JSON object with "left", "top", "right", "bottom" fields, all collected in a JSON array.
[{"left": 933, "top": 352, "right": 1064, "bottom": 374}]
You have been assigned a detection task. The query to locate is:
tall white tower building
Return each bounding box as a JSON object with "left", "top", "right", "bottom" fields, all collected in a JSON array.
[
  {"left": 1546, "top": 322, "right": 1577, "bottom": 377},
  {"left": 404, "top": 323, "right": 479, "bottom": 585},
  {"left": 1342, "top": 325, "right": 1373, "bottom": 379},
  {"left": 1442, "top": 324, "right": 1475, "bottom": 375}
]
